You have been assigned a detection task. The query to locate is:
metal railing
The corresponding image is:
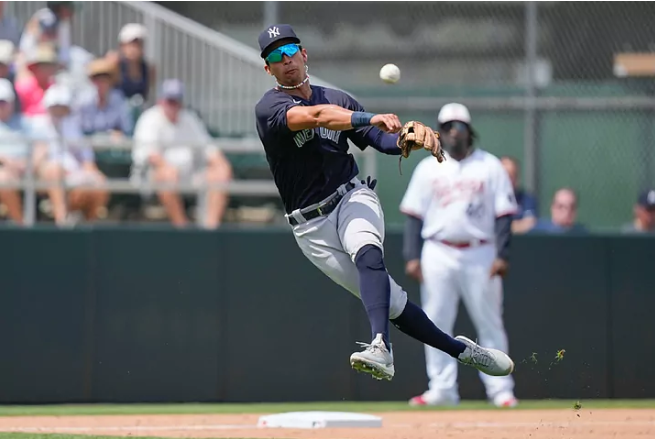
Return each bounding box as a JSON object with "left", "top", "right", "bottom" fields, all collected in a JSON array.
[
  {"left": 5, "top": 1, "right": 350, "bottom": 137},
  {"left": 0, "top": 135, "right": 377, "bottom": 227}
]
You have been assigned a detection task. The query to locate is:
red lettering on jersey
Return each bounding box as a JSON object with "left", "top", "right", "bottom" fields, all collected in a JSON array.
[{"left": 432, "top": 178, "right": 485, "bottom": 206}]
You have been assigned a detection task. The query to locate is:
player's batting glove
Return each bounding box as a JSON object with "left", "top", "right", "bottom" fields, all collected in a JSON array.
[
  {"left": 361, "top": 176, "right": 377, "bottom": 190},
  {"left": 397, "top": 121, "right": 446, "bottom": 162}
]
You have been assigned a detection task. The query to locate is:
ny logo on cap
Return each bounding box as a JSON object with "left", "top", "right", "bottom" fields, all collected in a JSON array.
[
  {"left": 268, "top": 26, "right": 280, "bottom": 38},
  {"left": 648, "top": 190, "right": 655, "bottom": 204}
]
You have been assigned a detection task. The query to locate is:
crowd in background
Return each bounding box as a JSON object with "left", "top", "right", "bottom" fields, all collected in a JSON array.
[
  {"left": 500, "top": 156, "right": 655, "bottom": 235},
  {"left": 0, "top": 2, "right": 652, "bottom": 234},
  {"left": 0, "top": 1, "right": 232, "bottom": 228}
]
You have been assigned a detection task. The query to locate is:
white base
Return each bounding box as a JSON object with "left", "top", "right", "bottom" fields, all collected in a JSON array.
[{"left": 257, "top": 411, "right": 383, "bottom": 429}]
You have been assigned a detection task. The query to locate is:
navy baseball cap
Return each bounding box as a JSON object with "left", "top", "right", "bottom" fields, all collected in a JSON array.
[
  {"left": 159, "top": 79, "right": 184, "bottom": 101},
  {"left": 638, "top": 188, "right": 655, "bottom": 209},
  {"left": 258, "top": 24, "right": 300, "bottom": 59}
]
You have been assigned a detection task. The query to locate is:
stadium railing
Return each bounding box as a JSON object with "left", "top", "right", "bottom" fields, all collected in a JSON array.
[{"left": 0, "top": 135, "right": 377, "bottom": 227}]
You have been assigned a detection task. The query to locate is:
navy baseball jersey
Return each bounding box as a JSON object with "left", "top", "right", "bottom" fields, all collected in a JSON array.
[{"left": 255, "top": 85, "right": 376, "bottom": 213}]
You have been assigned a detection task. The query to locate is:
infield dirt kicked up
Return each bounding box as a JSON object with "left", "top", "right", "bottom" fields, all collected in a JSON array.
[{"left": 0, "top": 408, "right": 653, "bottom": 439}]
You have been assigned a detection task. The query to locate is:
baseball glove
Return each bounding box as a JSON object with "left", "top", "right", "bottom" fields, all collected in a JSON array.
[{"left": 397, "top": 121, "right": 445, "bottom": 163}]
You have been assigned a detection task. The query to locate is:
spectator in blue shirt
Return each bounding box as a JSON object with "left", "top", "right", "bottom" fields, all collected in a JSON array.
[
  {"left": 531, "top": 187, "right": 588, "bottom": 234},
  {"left": 0, "top": 78, "right": 30, "bottom": 224},
  {"left": 500, "top": 156, "right": 538, "bottom": 233},
  {"left": 76, "top": 57, "right": 134, "bottom": 138}
]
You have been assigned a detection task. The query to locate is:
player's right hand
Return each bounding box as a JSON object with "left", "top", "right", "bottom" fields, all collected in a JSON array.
[
  {"left": 371, "top": 114, "right": 402, "bottom": 134},
  {"left": 405, "top": 259, "right": 423, "bottom": 283}
]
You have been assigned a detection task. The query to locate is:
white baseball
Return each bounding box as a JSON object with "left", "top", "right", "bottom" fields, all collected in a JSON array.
[{"left": 379, "top": 63, "right": 401, "bottom": 84}]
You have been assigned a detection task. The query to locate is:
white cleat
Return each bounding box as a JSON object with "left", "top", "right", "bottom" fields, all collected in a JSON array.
[
  {"left": 455, "top": 335, "right": 515, "bottom": 377},
  {"left": 350, "top": 333, "right": 395, "bottom": 381}
]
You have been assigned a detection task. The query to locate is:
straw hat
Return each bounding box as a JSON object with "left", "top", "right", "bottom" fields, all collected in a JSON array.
[
  {"left": 25, "top": 43, "right": 60, "bottom": 70},
  {"left": 86, "top": 57, "right": 119, "bottom": 83}
]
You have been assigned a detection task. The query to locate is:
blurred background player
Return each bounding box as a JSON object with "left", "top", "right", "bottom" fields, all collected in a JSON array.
[
  {"left": 621, "top": 188, "right": 655, "bottom": 234},
  {"left": 401, "top": 103, "right": 518, "bottom": 408},
  {"left": 500, "top": 156, "right": 538, "bottom": 234}
]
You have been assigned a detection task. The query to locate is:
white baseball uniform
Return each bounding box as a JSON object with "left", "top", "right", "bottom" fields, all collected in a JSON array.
[
  {"left": 290, "top": 177, "right": 409, "bottom": 319},
  {"left": 399, "top": 148, "right": 518, "bottom": 404}
]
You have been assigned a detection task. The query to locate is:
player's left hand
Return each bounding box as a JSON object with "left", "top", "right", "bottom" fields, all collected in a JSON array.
[{"left": 489, "top": 258, "right": 509, "bottom": 278}]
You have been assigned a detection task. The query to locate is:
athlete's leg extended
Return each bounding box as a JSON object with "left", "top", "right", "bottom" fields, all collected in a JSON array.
[
  {"left": 336, "top": 184, "right": 468, "bottom": 375},
  {"left": 289, "top": 182, "right": 514, "bottom": 381}
]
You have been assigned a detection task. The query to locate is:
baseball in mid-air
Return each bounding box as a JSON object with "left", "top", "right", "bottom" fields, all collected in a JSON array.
[{"left": 379, "top": 63, "right": 400, "bottom": 84}]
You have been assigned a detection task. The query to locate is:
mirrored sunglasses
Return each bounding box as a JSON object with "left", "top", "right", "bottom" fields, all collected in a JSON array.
[{"left": 266, "top": 43, "right": 300, "bottom": 63}]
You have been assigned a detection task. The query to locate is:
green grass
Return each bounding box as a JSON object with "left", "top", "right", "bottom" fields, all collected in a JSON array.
[{"left": 0, "top": 399, "right": 654, "bottom": 417}]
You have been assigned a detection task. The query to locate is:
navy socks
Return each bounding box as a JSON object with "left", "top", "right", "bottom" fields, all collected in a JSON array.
[
  {"left": 354, "top": 245, "right": 391, "bottom": 349},
  {"left": 391, "top": 300, "right": 467, "bottom": 358},
  {"left": 354, "top": 244, "right": 466, "bottom": 358}
]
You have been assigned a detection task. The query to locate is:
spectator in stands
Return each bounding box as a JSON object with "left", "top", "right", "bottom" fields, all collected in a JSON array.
[
  {"left": 32, "top": 84, "right": 109, "bottom": 226},
  {"left": 0, "top": 39, "right": 19, "bottom": 113},
  {"left": 0, "top": 2, "right": 22, "bottom": 47},
  {"left": 18, "top": 1, "right": 76, "bottom": 70},
  {"left": 621, "top": 188, "right": 655, "bottom": 234},
  {"left": 107, "top": 23, "right": 156, "bottom": 105},
  {"left": 0, "top": 78, "right": 30, "bottom": 224},
  {"left": 530, "top": 187, "right": 587, "bottom": 234},
  {"left": 500, "top": 155, "right": 538, "bottom": 233},
  {"left": 76, "top": 57, "right": 134, "bottom": 138},
  {"left": 131, "top": 79, "right": 232, "bottom": 229},
  {"left": 15, "top": 43, "right": 60, "bottom": 120}
]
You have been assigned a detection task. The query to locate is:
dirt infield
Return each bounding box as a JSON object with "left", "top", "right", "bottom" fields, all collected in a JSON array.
[{"left": 0, "top": 409, "right": 653, "bottom": 439}]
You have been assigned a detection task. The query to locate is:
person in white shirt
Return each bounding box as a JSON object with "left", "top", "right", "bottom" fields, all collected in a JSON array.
[
  {"left": 0, "top": 78, "right": 31, "bottom": 224},
  {"left": 131, "top": 79, "right": 232, "bottom": 229},
  {"left": 400, "top": 103, "right": 519, "bottom": 408},
  {"left": 31, "top": 83, "right": 109, "bottom": 226}
]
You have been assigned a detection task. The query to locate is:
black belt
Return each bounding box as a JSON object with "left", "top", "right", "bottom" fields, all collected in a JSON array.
[{"left": 287, "top": 181, "right": 357, "bottom": 226}]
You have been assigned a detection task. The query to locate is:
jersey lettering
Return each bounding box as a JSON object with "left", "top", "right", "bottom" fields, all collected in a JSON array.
[
  {"left": 319, "top": 127, "right": 341, "bottom": 143},
  {"left": 293, "top": 129, "right": 314, "bottom": 148},
  {"left": 399, "top": 149, "right": 518, "bottom": 242}
]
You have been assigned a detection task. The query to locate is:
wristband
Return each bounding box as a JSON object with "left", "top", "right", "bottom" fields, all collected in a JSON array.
[{"left": 351, "top": 112, "right": 376, "bottom": 128}]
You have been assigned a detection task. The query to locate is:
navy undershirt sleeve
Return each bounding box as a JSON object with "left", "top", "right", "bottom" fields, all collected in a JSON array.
[
  {"left": 403, "top": 215, "right": 424, "bottom": 261},
  {"left": 495, "top": 214, "right": 512, "bottom": 261},
  {"left": 363, "top": 129, "right": 402, "bottom": 155}
]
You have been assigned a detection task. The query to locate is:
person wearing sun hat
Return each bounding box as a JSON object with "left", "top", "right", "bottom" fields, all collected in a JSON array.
[
  {"left": 76, "top": 57, "right": 134, "bottom": 139},
  {"left": 15, "top": 43, "right": 61, "bottom": 120}
]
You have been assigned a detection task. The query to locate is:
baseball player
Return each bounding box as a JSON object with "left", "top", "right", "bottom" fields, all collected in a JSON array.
[
  {"left": 400, "top": 103, "right": 518, "bottom": 407},
  {"left": 254, "top": 24, "right": 515, "bottom": 382}
]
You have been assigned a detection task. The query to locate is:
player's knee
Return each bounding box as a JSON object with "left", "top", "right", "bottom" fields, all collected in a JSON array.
[{"left": 354, "top": 244, "right": 385, "bottom": 271}]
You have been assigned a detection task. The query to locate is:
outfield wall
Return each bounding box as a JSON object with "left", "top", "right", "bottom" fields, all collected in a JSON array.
[{"left": 1, "top": 228, "right": 653, "bottom": 403}]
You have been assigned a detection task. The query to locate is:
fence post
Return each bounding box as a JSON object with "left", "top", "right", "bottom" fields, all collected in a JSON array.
[
  {"left": 23, "top": 141, "right": 36, "bottom": 227},
  {"left": 524, "top": 1, "right": 539, "bottom": 195},
  {"left": 263, "top": 1, "right": 279, "bottom": 28}
]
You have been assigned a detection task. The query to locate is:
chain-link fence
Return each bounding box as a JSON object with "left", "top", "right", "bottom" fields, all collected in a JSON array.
[{"left": 165, "top": 1, "right": 655, "bottom": 230}]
